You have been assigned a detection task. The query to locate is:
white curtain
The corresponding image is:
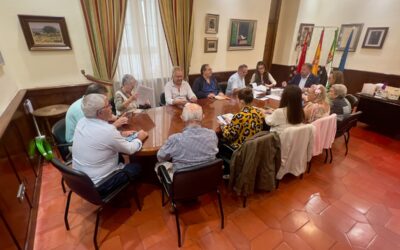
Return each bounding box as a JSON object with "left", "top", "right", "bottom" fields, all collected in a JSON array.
[{"left": 116, "top": 0, "right": 173, "bottom": 106}]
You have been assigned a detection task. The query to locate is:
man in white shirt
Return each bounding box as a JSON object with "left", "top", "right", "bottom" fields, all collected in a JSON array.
[
  {"left": 72, "top": 93, "right": 148, "bottom": 195},
  {"left": 164, "top": 66, "right": 197, "bottom": 105},
  {"left": 226, "top": 64, "right": 248, "bottom": 95}
]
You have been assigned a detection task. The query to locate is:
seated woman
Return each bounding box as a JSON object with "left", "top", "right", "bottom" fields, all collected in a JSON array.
[
  {"left": 327, "top": 70, "right": 344, "bottom": 91},
  {"left": 265, "top": 85, "right": 304, "bottom": 133},
  {"left": 114, "top": 74, "right": 138, "bottom": 115},
  {"left": 220, "top": 88, "right": 265, "bottom": 149},
  {"left": 250, "top": 61, "right": 277, "bottom": 87},
  {"left": 304, "top": 84, "right": 330, "bottom": 123},
  {"left": 329, "top": 84, "right": 351, "bottom": 117}
]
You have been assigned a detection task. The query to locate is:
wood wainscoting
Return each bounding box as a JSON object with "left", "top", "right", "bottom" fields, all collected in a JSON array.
[
  {"left": 270, "top": 63, "right": 400, "bottom": 94},
  {"left": 0, "top": 83, "right": 89, "bottom": 250}
]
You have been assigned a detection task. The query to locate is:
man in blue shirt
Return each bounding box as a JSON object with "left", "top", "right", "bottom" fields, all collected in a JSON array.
[
  {"left": 192, "top": 64, "right": 225, "bottom": 99},
  {"left": 65, "top": 83, "right": 127, "bottom": 142}
]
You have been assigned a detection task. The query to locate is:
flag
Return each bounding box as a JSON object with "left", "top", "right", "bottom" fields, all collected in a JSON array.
[
  {"left": 326, "top": 29, "right": 338, "bottom": 65},
  {"left": 296, "top": 31, "right": 310, "bottom": 74},
  {"left": 311, "top": 29, "right": 325, "bottom": 75},
  {"left": 338, "top": 30, "right": 354, "bottom": 72}
]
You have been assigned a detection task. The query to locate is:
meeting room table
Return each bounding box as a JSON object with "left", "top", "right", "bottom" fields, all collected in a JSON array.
[{"left": 125, "top": 94, "right": 280, "bottom": 157}]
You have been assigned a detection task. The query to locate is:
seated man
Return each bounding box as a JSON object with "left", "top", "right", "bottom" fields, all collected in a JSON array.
[
  {"left": 282, "top": 63, "right": 319, "bottom": 89},
  {"left": 72, "top": 93, "right": 148, "bottom": 195},
  {"left": 164, "top": 66, "right": 197, "bottom": 105},
  {"left": 329, "top": 84, "right": 351, "bottom": 117},
  {"left": 192, "top": 64, "right": 224, "bottom": 99},
  {"left": 226, "top": 64, "right": 248, "bottom": 95},
  {"left": 65, "top": 83, "right": 127, "bottom": 143},
  {"left": 156, "top": 103, "right": 218, "bottom": 178}
]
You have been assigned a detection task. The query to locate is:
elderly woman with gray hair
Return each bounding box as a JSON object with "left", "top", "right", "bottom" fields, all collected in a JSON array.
[
  {"left": 114, "top": 74, "right": 139, "bottom": 115},
  {"left": 329, "top": 84, "right": 351, "bottom": 116}
]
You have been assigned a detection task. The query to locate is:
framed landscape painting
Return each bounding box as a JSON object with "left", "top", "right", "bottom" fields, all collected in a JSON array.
[
  {"left": 227, "top": 19, "right": 257, "bottom": 50},
  {"left": 362, "top": 27, "right": 389, "bottom": 49},
  {"left": 18, "top": 15, "right": 72, "bottom": 51}
]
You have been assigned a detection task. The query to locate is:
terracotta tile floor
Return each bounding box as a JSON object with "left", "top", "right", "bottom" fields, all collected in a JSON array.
[{"left": 34, "top": 124, "right": 400, "bottom": 249}]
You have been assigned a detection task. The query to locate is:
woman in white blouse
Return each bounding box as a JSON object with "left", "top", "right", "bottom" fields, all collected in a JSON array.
[
  {"left": 265, "top": 85, "right": 305, "bottom": 133},
  {"left": 250, "top": 61, "right": 277, "bottom": 88}
]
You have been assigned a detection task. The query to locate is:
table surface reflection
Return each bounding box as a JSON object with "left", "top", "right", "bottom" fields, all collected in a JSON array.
[{"left": 125, "top": 96, "right": 279, "bottom": 156}]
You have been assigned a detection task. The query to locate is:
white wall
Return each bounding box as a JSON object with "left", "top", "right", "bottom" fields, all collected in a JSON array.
[
  {"left": 190, "top": 0, "right": 271, "bottom": 74},
  {"left": 273, "top": 0, "right": 400, "bottom": 75},
  {"left": 0, "top": 0, "right": 93, "bottom": 114}
]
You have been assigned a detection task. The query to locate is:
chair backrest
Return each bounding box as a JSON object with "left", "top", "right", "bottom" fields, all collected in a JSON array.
[
  {"left": 172, "top": 159, "right": 223, "bottom": 200},
  {"left": 219, "top": 81, "right": 228, "bottom": 94},
  {"left": 277, "top": 124, "right": 315, "bottom": 179},
  {"left": 345, "top": 94, "right": 359, "bottom": 110},
  {"left": 311, "top": 114, "right": 337, "bottom": 156},
  {"left": 51, "top": 119, "right": 70, "bottom": 162},
  {"left": 160, "top": 92, "right": 166, "bottom": 106},
  {"left": 50, "top": 158, "right": 103, "bottom": 205},
  {"left": 109, "top": 97, "right": 117, "bottom": 115},
  {"left": 336, "top": 111, "right": 362, "bottom": 136}
]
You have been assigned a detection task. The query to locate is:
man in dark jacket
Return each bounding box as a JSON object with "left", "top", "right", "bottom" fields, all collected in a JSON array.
[
  {"left": 192, "top": 64, "right": 225, "bottom": 99},
  {"left": 282, "top": 63, "right": 320, "bottom": 89}
]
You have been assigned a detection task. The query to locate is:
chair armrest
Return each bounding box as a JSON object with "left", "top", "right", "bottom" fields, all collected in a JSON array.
[
  {"left": 221, "top": 143, "right": 235, "bottom": 154},
  {"left": 56, "top": 143, "right": 73, "bottom": 147}
]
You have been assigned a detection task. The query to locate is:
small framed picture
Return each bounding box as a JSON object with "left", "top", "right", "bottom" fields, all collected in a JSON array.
[
  {"left": 18, "top": 15, "right": 72, "bottom": 51},
  {"left": 362, "top": 27, "right": 389, "bottom": 49},
  {"left": 204, "top": 38, "right": 218, "bottom": 53},
  {"left": 205, "top": 14, "right": 219, "bottom": 34},
  {"left": 295, "top": 23, "right": 314, "bottom": 48},
  {"left": 337, "top": 23, "right": 364, "bottom": 52},
  {"left": 227, "top": 19, "right": 257, "bottom": 50}
]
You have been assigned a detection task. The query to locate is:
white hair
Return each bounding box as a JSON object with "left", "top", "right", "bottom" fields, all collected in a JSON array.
[
  {"left": 121, "top": 74, "right": 136, "bottom": 86},
  {"left": 181, "top": 103, "right": 203, "bottom": 122},
  {"left": 171, "top": 66, "right": 183, "bottom": 78},
  {"left": 81, "top": 94, "right": 107, "bottom": 118},
  {"left": 331, "top": 84, "right": 347, "bottom": 98}
]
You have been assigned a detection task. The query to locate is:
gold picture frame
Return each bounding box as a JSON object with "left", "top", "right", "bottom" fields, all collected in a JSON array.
[
  {"left": 205, "top": 14, "right": 219, "bottom": 34},
  {"left": 18, "top": 15, "right": 72, "bottom": 51},
  {"left": 204, "top": 38, "right": 218, "bottom": 53}
]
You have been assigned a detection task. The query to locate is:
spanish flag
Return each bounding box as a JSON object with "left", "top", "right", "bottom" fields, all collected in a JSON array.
[{"left": 311, "top": 29, "right": 325, "bottom": 75}]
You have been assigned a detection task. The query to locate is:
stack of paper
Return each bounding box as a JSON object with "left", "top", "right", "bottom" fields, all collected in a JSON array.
[{"left": 217, "top": 113, "right": 234, "bottom": 125}]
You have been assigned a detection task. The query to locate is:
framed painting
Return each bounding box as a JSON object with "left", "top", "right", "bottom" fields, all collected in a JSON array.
[
  {"left": 204, "top": 38, "right": 218, "bottom": 53},
  {"left": 337, "top": 23, "right": 364, "bottom": 52},
  {"left": 362, "top": 27, "right": 389, "bottom": 49},
  {"left": 295, "top": 23, "right": 314, "bottom": 48},
  {"left": 18, "top": 15, "right": 72, "bottom": 51},
  {"left": 227, "top": 19, "right": 257, "bottom": 50},
  {"left": 205, "top": 14, "right": 219, "bottom": 34}
]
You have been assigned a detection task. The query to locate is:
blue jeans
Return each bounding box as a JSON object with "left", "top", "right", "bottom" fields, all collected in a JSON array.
[{"left": 97, "top": 163, "right": 141, "bottom": 197}]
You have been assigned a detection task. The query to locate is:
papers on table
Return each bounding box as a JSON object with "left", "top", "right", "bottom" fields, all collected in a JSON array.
[
  {"left": 265, "top": 95, "right": 281, "bottom": 101},
  {"left": 136, "top": 85, "right": 154, "bottom": 105},
  {"left": 251, "top": 83, "right": 267, "bottom": 92},
  {"left": 217, "top": 113, "right": 234, "bottom": 125}
]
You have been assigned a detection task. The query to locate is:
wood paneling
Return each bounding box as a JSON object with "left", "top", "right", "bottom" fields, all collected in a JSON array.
[
  {"left": 270, "top": 64, "right": 400, "bottom": 93},
  {"left": 263, "top": 0, "right": 282, "bottom": 70},
  {"left": 0, "top": 83, "right": 88, "bottom": 250}
]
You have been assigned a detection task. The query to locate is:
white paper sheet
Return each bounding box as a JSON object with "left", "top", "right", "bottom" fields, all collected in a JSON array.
[{"left": 136, "top": 85, "right": 154, "bottom": 105}]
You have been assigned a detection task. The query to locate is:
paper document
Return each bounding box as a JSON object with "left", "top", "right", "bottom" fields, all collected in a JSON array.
[
  {"left": 136, "top": 85, "right": 154, "bottom": 105},
  {"left": 217, "top": 113, "right": 234, "bottom": 125},
  {"left": 214, "top": 95, "right": 229, "bottom": 100},
  {"left": 266, "top": 95, "right": 281, "bottom": 101}
]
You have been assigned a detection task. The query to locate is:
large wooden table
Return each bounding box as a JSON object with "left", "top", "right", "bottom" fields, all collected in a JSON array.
[{"left": 125, "top": 96, "right": 280, "bottom": 156}]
